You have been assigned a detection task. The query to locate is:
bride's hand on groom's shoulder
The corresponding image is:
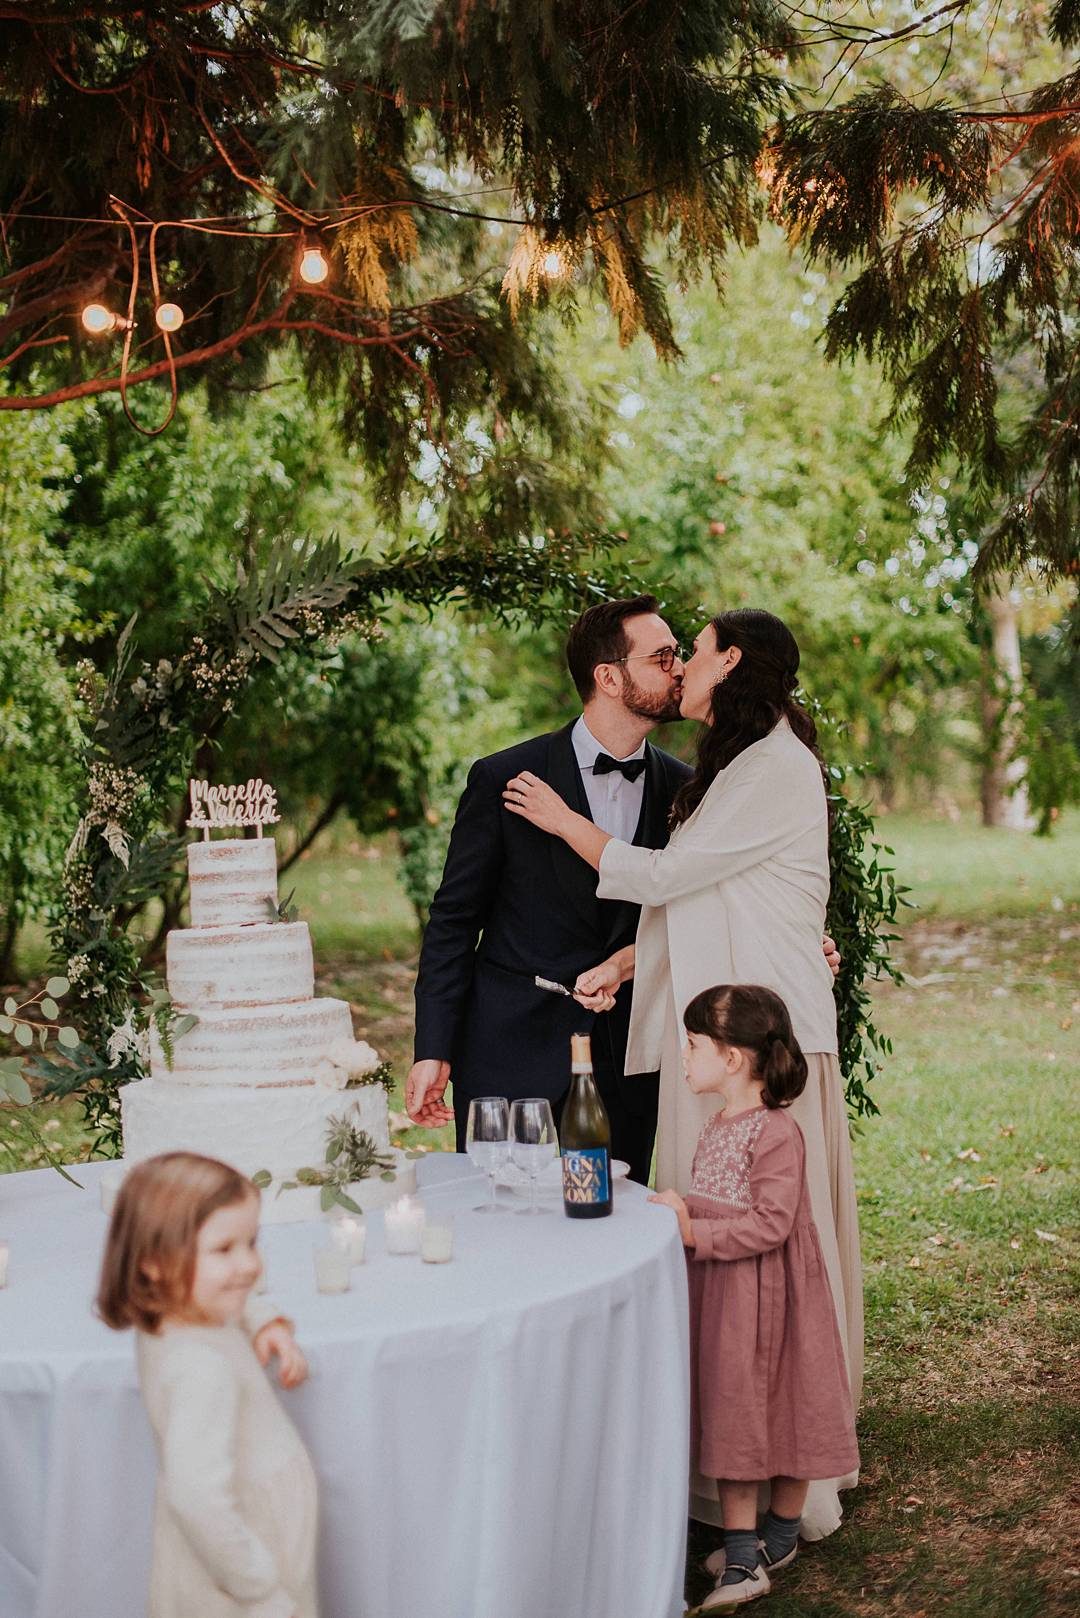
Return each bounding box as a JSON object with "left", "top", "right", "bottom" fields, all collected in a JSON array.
[{"left": 502, "top": 771, "right": 572, "bottom": 835}]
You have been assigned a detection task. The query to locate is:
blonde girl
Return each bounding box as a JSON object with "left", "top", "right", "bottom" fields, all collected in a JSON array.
[{"left": 98, "top": 1152, "right": 318, "bottom": 1618}]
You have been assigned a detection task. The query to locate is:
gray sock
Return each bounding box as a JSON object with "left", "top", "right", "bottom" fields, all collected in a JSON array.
[
  {"left": 760, "top": 1509, "right": 800, "bottom": 1565},
  {"left": 720, "top": 1529, "right": 760, "bottom": 1585}
]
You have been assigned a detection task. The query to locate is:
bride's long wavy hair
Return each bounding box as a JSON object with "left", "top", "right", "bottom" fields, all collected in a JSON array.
[{"left": 670, "top": 608, "right": 826, "bottom": 827}]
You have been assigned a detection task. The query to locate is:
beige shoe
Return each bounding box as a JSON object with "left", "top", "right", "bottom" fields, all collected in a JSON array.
[{"left": 699, "top": 1562, "right": 772, "bottom": 1608}]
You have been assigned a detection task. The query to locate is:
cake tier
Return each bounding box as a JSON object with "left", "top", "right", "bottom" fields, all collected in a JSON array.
[
  {"left": 150, "top": 997, "right": 354, "bottom": 1086},
  {"left": 166, "top": 921, "right": 313, "bottom": 1008},
  {"left": 188, "top": 838, "right": 279, "bottom": 928},
  {"left": 121, "top": 1076, "right": 391, "bottom": 1180}
]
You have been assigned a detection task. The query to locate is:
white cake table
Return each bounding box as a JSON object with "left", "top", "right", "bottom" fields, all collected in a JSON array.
[{"left": 0, "top": 1154, "right": 690, "bottom": 1618}]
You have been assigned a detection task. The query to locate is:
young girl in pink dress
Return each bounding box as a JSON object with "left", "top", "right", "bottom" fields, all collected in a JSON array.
[
  {"left": 651, "top": 984, "right": 858, "bottom": 1609},
  {"left": 97, "top": 1152, "right": 318, "bottom": 1618}
]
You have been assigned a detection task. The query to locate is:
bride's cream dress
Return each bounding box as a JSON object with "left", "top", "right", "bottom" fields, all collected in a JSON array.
[{"left": 597, "top": 718, "right": 864, "bottom": 1540}]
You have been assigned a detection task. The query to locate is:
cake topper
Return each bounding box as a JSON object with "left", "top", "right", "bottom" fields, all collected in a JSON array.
[{"left": 187, "top": 778, "right": 280, "bottom": 838}]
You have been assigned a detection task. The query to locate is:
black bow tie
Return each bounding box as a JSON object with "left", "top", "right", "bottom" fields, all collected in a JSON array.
[{"left": 592, "top": 752, "right": 646, "bottom": 782}]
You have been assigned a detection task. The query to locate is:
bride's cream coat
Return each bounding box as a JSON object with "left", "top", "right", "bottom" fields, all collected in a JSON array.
[{"left": 597, "top": 716, "right": 838, "bottom": 1065}]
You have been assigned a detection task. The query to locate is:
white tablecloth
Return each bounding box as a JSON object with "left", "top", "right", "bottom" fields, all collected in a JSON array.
[{"left": 0, "top": 1155, "right": 689, "bottom": 1618}]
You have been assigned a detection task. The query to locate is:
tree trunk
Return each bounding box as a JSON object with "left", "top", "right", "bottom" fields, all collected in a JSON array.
[
  {"left": 979, "top": 583, "right": 1033, "bottom": 830},
  {"left": 0, "top": 906, "right": 18, "bottom": 985}
]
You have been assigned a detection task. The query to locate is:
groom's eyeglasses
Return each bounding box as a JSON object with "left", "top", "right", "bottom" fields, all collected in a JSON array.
[{"left": 608, "top": 645, "right": 684, "bottom": 674}]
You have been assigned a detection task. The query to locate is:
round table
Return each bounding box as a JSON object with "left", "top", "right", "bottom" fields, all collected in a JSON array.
[{"left": 0, "top": 1154, "right": 689, "bottom": 1618}]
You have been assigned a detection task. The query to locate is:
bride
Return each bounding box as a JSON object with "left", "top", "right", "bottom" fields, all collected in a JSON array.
[{"left": 504, "top": 606, "right": 862, "bottom": 1540}]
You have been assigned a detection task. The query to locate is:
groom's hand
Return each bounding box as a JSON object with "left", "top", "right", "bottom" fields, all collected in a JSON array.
[{"left": 406, "top": 1058, "right": 454, "bottom": 1127}]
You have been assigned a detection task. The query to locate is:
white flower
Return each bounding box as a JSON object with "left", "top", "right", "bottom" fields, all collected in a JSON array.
[
  {"left": 313, "top": 1038, "right": 381, "bottom": 1089},
  {"left": 105, "top": 1011, "right": 139, "bottom": 1070}
]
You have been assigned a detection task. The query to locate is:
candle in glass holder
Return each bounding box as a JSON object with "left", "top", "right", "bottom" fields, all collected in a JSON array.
[
  {"left": 0, "top": 1242, "right": 8, "bottom": 1288},
  {"left": 420, "top": 1215, "right": 453, "bottom": 1264},
  {"left": 330, "top": 1216, "right": 366, "bottom": 1266},
  {"left": 384, "top": 1195, "right": 425, "bottom": 1255},
  {"left": 313, "top": 1243, "right": 351, "bottom": 1294}
]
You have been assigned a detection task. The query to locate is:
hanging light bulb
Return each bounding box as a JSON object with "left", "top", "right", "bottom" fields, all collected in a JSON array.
[
  {"left": 299, "top": 246, "right": 330, "bottom": 285},
  {"left": 154, "top": 302, "right": 185, "bottom": 333},
  {"left": 81, "top": 303, "right": 117, "bottom": 335}
]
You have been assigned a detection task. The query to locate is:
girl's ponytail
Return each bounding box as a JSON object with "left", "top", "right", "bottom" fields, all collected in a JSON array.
[
  {"left": 683, "top": 984, "right": 808, "bottom": 1107},
  {"left": 759, "top": 1026, "right": 808, "bottom": 1109}
]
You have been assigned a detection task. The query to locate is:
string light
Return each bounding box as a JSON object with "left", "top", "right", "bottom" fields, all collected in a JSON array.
[
  {"left": 299, "top": 246, "right": 330, "bottom": 284},
  {"left": 81, "top": 303, "right": 117, "bottom": 334},
  {"left": 154, "top": 302, "right": 185, "bottom": 332}
]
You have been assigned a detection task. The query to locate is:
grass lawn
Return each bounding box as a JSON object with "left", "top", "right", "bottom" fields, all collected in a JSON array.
[{"left": 5, "top": 812, "right": 1078, "bottom": 1616}]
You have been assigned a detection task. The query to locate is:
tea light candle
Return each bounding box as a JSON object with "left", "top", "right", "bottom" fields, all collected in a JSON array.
[
  {"left": 384, "top": 1195, "right": 425, "bottom": 1255},
  {"left": 313, "top": 1244, "right": 351, "bottom": 1294},
  {"left": 330, "top": 1216, "right": 366, "bottom": 1266},
  {"left": 420, "top": 1216, "right": 453, "bottom": 1264},
  {"left": 100, "top": 1163, "right": 127, "bottom": 1216},
  {"left": 0, "top": 1242, "right": 8, "bottom": 1289}
]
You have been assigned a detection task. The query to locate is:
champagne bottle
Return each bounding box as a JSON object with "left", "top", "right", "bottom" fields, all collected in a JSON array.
[{"left": 561, "top": 1033, "right": 613, "bottom": 1219}]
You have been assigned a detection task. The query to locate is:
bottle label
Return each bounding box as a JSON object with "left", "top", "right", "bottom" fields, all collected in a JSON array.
[{"left": 562, "top": 1148, "right": 610, "bottom": 1205}]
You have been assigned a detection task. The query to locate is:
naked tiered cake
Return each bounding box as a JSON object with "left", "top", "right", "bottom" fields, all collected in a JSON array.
[{"left": 120, "top": 835, "right": 415, "bottom": 1222}]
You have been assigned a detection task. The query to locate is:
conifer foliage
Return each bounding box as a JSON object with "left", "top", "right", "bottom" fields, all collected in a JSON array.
[
  {"left": 768, "top": 2, "right": 1080, "bottom": 580},
  {"left": 0, "top": 0, "right": 789, "bottom": 520}
]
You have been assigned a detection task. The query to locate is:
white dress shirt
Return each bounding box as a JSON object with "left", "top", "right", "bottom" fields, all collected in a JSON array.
[{"left": 571, "top": 715, "right": 647, "bottom": 843}]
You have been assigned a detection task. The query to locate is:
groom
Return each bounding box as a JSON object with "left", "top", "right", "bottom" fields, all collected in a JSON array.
[{"left": 405, "top": 596, "right": 691, "bottom": 1183}]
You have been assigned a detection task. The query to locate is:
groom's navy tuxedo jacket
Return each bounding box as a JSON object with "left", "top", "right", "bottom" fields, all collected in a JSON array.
[{"left": 413, "top": 721, "right": 691, "bottom": 1176}]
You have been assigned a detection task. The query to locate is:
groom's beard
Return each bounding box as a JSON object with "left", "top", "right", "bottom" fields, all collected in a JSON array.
[{"left": 620, "top": 672, "right": 684, "bottom": 724}]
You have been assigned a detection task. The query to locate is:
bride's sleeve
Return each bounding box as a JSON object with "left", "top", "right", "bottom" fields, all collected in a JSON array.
[{"left": 596, "top": 761, "right": 811, "bottom": 906}]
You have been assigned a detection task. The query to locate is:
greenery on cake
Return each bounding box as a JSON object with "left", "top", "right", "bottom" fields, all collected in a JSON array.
[
  {"left": 146, "top": 989, "right": 198, "bottom": 1073},
  {"left": 347, "top": 1060, "right": 394, "bottom": 1096},
  {"left": 254, "top": 1108, "right": 420, "bottom": 1214},
  {"left": 265, "top": 890, "right": 299, "bottom": 926}
]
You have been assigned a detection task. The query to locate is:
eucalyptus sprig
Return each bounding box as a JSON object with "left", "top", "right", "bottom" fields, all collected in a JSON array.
[
  {"left": 259, "top": 1112, "right": 399, "bottom": 1214},
  {"left": 1, "top": 976, "right": 85, "bottom": 1185}
]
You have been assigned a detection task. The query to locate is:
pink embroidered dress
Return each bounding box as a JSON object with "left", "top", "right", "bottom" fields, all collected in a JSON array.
[{"left": 685, "top": 1104, "right": 859, "bottom": 1483}]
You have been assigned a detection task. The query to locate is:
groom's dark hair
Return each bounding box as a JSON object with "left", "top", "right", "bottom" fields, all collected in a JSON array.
[{"left": 566, "top": 594, "right": 660, "bottom": 701}]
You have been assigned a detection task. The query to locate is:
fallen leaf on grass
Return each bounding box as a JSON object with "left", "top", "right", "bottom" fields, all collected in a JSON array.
[
  {"left": 926, "top": 1234, "right": 946, "bottom": 1247},
  {"left": 1034, "top": 1229, "right": 1060, "bottom": 1243},
  {"left": 956, "top": 1147, "right": 982, "bottom": 1162},
  {"left": 907, "top": 1256, "right": 922, "bottom": 1268},
  {"left": 904, "top": 1495, "right": 925, "bottom": 1507},
  {"left": 919, "top": 1149, "right": 933, "bottom": 1162},
  {"left": 998, "top": 1124, "right": 1016, "bottom": 1138},
  {"left": 1009, "top": 1239, "right": 1021, "bottom": 1250}
]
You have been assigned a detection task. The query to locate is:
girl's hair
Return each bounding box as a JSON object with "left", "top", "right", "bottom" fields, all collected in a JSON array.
[
  {"left": 683, "top": 983, "right": 808, "bottom": 1108},
  {"left": 97, "top": 1152, "right": 257, "bottom": 1333},
  {"left": 671, "top": 608, "right": 826, "bottom": 826}
]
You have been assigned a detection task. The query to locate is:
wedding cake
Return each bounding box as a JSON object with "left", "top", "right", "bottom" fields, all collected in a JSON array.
[{"left": 121, "top": 816, "right": 415, "bottom": 1223}]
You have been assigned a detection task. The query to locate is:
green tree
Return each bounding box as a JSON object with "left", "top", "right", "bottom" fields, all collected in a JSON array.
[{"left": 0, "top": 402, "right": 91, "bottom": 978}]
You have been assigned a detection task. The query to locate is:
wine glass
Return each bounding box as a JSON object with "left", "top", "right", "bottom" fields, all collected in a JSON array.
[
  {"left": 465, "top": 1096, "right": 511, "bottom": 1214},
  {"left": 509, "top": 1098, "right": 558, "bottom": 1216}
]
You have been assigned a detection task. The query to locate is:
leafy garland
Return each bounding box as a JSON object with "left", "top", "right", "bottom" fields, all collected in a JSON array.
[
  {"left": 19, "top": 530, "right": 632, "bottom": 1152},
  {"left": 5, "top": 528, "right": 904, "bottom": 1153}
]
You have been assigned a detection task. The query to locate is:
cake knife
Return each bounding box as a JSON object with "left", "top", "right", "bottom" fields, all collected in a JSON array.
[{"left": 534, "top": 974, "right": 573, "bottom": 997}]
